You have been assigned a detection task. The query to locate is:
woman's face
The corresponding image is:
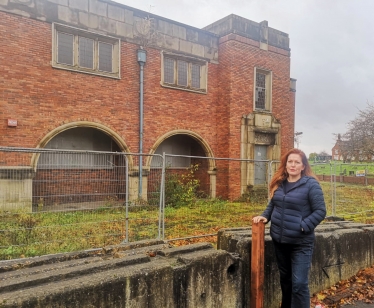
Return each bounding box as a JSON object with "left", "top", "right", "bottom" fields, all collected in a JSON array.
[{"left": 286, "top": 153, "right": 305, "bottom": 179}]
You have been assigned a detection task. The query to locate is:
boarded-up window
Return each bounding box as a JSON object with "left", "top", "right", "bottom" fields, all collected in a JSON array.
[
  {"left": 53, "top": 23, "right": 119, "bottom": 78},
  {"left": 99, "top": 42, "right": 113, "bottom": 72},
  {"left": 39, "top": 128, "right": 114, "bottom": 169},
  {"left": 57, "top": 32, "right": 74, "bottom": 65},
  {"left": 162, "top": 53, "right": 207, "bottom": 93},
  {"left": 152, "top": 136, "right": 191, "bottom": 168}
]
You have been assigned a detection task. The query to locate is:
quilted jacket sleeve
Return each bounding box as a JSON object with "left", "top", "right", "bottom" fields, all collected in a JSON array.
[
  {"left": 261, "top": 199, "right": 274, "bottom": 223},
  {"left": 301, "top": 179, "right": 326, "bottom": 233}
]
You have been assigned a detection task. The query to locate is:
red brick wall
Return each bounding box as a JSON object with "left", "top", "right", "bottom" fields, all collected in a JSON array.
[
  {"left": 33, "top": 168, "right": 127, "bottom": 206},
  {"left": 317, "top": 175, "right": 374, "bottom": 185},
  {"left": 0, "top": 12, "right": 293, "bottom": 201},
  {"left": 216, "top": 36, "right": 293, "bottom": 198},
  {"left": 0, "top": 12, "right": 220, "bottom": 156}
]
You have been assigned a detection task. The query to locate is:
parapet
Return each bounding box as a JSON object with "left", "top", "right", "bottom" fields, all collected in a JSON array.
[{"left": 0, "top": 240, "right": 242, "bottom": 307}]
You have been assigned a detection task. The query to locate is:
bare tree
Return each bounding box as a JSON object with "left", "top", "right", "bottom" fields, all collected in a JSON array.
[{"left": 341, "top": 103, "right": 374, "bottom": 161}]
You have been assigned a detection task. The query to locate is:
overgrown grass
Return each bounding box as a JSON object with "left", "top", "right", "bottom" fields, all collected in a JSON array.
[
  {"left": 311, "top": 161, "right": 374, "bottom": 176},
  {"left": 0, "top": 182, "right": 373, "bottom": 260},
  {"left": 321, "top": 182, "right": 374, "bottom": 222}
]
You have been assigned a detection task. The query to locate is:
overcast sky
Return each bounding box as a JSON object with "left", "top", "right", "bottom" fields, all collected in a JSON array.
[{"left": 116, "top": 0, "right": 374, "bottom": 157}]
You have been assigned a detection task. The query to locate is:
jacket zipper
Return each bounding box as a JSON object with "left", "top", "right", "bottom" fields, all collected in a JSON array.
[
  {"left": 279, "top": 192, "right": 286, "bottom": 243},
  {"left": 278, "top": 179, "right": 307, "bottom": 243}
]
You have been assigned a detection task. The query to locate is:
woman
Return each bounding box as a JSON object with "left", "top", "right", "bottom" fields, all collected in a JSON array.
[{"left": 252, "top": 148, "right": 326, "bottom": 308}]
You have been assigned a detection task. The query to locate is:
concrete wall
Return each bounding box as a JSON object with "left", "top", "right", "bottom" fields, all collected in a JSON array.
[
  {"left": 0, "top": 241, "right": 243, "bottom": 308},
  {"left": 0, "top": 167, "right": 34, "bottom": 211},
  {"left": 0, "top": 222, "right": 373, "bottom": 307},
  {"left": 218, "top": 222, "right": 374, "bottom": 308}
]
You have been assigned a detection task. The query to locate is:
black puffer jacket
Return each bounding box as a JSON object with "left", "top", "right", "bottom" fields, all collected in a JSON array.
[{"left": 261, "top": 176, "right": 326, "bottom": 244}]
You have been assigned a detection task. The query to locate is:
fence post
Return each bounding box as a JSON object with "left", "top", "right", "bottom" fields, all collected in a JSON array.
[
  {"left": 251, "top": 222, "right": 265, "bottom": 308},
  {"left": 124, "top": 155, "right": 129, "bottom": 243},
  {"left": 158, "top": 152, "right": 166, "bottom": 240}
]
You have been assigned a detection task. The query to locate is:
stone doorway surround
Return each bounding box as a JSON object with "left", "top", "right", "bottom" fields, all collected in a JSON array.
[{"left": 240, "top": 112, "right": 281, "bottom": 194}]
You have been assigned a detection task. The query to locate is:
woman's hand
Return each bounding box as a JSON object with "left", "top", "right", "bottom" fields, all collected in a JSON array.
[{"left": 252, "top": 216, "right": 268, "bottom": 224}]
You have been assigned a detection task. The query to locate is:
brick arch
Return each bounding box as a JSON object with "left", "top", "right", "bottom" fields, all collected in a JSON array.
[
  {"left": 147, "top": 129, "right": 216, "bottom": 171},
  {"left": 31, "top": 121, "right": 132, "bottom": 169}
]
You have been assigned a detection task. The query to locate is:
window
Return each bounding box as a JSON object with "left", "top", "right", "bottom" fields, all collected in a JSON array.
[
  {"left": 152, "top": 136, "right": 192, "bottom": 168},
  {"left": 52, "top": 23, "right": 120, "bottom": 78},
  {"left": 38, "top": 128, "right": 115, "bottom": 169},
  {"left": 254, "top": 68, "right": 272, "bottom": 111},
  {"left": 161, "top": 52, "right": 207, "bottom": 93}
]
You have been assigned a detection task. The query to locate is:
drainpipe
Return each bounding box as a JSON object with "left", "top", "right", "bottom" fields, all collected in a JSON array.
[{"left": 137, "top": 48, "right": 147, "bottom": 199}]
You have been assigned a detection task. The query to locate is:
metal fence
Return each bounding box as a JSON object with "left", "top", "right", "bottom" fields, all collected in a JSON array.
[
  {"left": 6, "top": 147, "right": 373, "bottom": 260},
  {"left": 311, "top": 162, "right": 374, "bottom": 218},
  {"left": 160, "top": 154, "right": 274, "bottom": 243},
  {"left": 0, "top": 146, "right": 279, "bottom": 259},
  {"left": 0, "top": 147, "right": 165, "bottom": 259}
]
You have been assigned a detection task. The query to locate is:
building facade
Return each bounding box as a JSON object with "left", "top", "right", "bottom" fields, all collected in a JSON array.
[{"left": 0, "top": 0, "right": 296, "bottom": 204}]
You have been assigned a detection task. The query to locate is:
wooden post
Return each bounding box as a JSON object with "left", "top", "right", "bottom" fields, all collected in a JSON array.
[{"left": 250, "top": 222, "right": 265, "bottom": 308}]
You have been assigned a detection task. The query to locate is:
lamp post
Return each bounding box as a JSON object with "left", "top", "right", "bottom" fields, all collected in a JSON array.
[{"left": 294, "top": 131, "right": 303, "bottom": 148}]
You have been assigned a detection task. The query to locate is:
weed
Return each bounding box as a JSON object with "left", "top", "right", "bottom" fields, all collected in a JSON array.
[
  {"left": 0, "top": 181, "right": 373, "bottom": 260},
  {"left": 164, "top": 164, "right": 200, "bottom": 208}
]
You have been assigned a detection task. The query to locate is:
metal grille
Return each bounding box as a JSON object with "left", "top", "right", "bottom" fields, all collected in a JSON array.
[
  {"left": 177, "top": 60, "right": 188, "bottom": 86},
  {"left": 78, "top": 37, "right": 94, "bottom": 69},
  {"left": 0, "top": 147, "right": 164, "bottom": 260},
  {"left": 6, "top": 147, "right": 372, "bottom": 260},
  {"left": 99, "top": 41, "right": 113, "bottom": 72},
  {"left": 57, "top": 32, "right": 73, "bottom": 65},
  {"left": 164, "top": 57, "right": 175, "bottom": 84},
  {"left": 312, "top": 162, "right": 374, "bottom": 218},
  {"left": 191, "top": 64, "right": 200, "bottom": 88},
  {"left": 161, "top": 154, "right": 273, "bottom": 242},
  {"left": 255, "top": 72, "right": 266, "bottom": 109}
]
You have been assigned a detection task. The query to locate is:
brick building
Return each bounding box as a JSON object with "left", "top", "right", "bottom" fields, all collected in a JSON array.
[
  {"left": 332, "top": 134, "right": 346, "bottom": 161},
  {"left": 0, "top": 0, "right": 296, "bottom": 204}
]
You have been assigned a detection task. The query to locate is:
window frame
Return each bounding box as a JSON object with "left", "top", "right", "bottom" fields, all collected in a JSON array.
[
  {"left": 52, "top": 23, "right": 120, "bottom": 79},
  {"left": 254, "top": 67, "right": 272, "bottom": 112},
  {"left": 161, "top": 51, "right": 207, "bottom": 94}
]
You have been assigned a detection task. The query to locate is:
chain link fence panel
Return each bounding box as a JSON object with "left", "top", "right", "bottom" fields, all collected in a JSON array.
[{"left": 0, "top": 147, "right": 164, "bottom": 259}]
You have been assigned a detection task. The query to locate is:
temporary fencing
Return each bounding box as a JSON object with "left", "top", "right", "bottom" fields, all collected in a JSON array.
[
  {"left": 6, "top": 147, "right": 372, "bottom": 260},
  {"left": 0, "top": 146, "right": 279, "bottom": 259},
  {"left": 311, "top": 162, "right": 374, "bottom": 219},
  {"left": 0, "top": 147, "right": 164, "bottom": 259},
  {"left": 160, "top": 154, "right": 274, "bottom": 243}
]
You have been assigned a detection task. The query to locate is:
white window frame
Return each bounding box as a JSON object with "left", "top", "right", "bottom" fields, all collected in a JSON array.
[
  {"left": 254, "top": 68, "right": 272, "bottom": 112},
  {"left": 161, "top": 51, "right": 207, "bottom": 94},
  {"left": 52, "top": 23, "right": 120, "bottom": 79}
]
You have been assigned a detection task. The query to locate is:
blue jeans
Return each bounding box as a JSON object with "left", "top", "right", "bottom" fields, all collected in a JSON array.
[{"left": 273, "top": 240, "right": 314, "bottom": 308}]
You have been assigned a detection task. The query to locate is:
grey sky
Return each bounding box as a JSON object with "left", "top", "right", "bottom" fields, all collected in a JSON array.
[{"left": 116, "top": 0, "right": 374, "bottom": 156}]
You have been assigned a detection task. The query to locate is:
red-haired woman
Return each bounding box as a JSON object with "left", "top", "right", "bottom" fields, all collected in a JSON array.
[{"left": 253, "top": 148, "right": 326, "bottom": 308}]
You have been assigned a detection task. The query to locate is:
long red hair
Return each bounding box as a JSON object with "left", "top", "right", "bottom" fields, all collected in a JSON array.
[{"left": 269, "top": 148, "right": 317, "bottom": 198}]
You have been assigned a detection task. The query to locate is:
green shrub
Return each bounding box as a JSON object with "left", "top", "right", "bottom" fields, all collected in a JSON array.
[{"left": 165, "top": 164, "right": 200, "bottom": 207}]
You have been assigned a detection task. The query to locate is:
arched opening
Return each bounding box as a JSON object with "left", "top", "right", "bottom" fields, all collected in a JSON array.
[
  {"left": 33, "top": 125, "right": 128, "bottom": 210},
  {"left": 148, "top": 131, "right": 216, "bottom": 200}
]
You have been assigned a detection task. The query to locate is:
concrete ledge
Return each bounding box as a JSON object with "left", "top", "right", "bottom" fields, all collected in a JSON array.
[
  {"left": 0, "top": 223, "right": 373, "bottom": 307},
  {"left": 0, "top": 240, "right": 242, "bottom": 307},
  {"left": 218, "top": 221, "right": 374, "bottom": 308}
]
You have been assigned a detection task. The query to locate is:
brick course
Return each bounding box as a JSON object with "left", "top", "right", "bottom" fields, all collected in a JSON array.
[{"left": 0, "top": 5, "right": 294, "bottom": 200}]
